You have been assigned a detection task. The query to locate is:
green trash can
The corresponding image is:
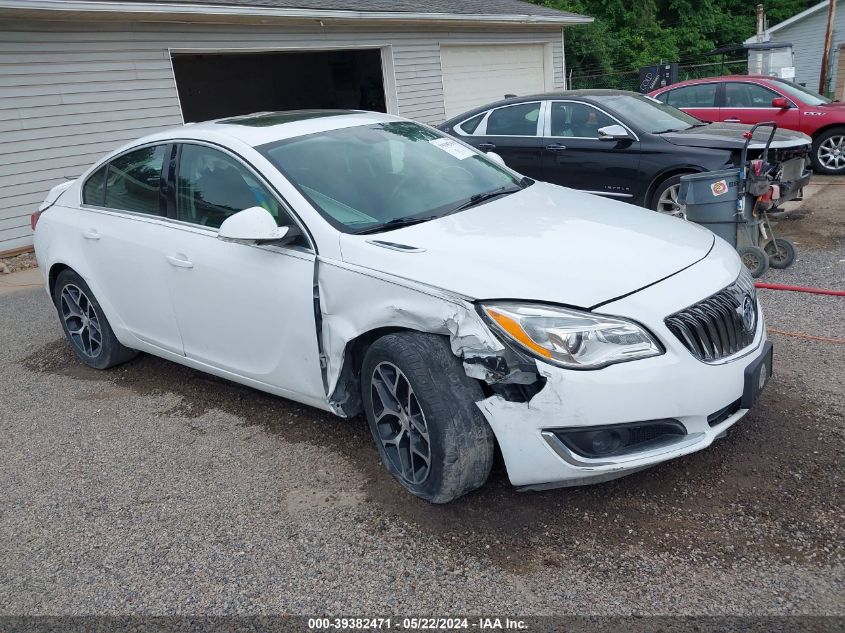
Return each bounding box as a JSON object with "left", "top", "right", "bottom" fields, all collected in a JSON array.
[{"left": 678, "top": 169, "right": 760, "bottom": 248}]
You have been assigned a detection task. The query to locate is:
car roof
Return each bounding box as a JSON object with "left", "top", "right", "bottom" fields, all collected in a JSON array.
[
  {"left": 132, "top": 109, "right": 406, "bottom": 149},
  {"left": 650, "top": 75, "right": 782, "bottom": 92},
  {"left": 440, "top": 89, "right": 644, "bottom": 125}
]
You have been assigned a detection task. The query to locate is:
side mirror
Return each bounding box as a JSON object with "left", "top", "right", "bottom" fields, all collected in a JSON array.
[
  {"left": 485, "top": 151, "right": 507, "bottom": 167},
  {"left": 218, "top": 206, "right": 289, "bottom": 244},
  {"left": 597, "top": 124, "right": 631, "bottom": 141},
  {"left": 771, "top": 97, "right": 790, "bottom": 109}
]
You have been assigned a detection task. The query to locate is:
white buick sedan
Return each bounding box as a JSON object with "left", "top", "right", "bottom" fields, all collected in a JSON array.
[{"left": 33, "top": 110, "right": 772, "bottom": 503}]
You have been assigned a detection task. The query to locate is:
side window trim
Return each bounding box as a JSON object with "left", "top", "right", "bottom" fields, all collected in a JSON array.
[
  {"left": 545, "top": 100, "right": 639, "bottom": 141},
  {"left": 455, "top": 111, "right": 491, "bottom": 136},
  {"left": 172, "top": 140, "right": 315, "bottom": 252}
]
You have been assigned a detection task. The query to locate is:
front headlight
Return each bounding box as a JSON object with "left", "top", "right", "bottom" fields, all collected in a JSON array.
[{"left": 480, "top": 302, "right": 663, "bottom": 369}]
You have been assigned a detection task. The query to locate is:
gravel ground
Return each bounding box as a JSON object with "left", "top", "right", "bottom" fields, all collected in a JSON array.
[{"left": 0, "top": 200, "right": 842, "bottom": 616}]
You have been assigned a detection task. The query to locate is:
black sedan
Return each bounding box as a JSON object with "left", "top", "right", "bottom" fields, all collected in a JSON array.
[{"left": 438, "top": 90, "right": 812, "bottom": 214}]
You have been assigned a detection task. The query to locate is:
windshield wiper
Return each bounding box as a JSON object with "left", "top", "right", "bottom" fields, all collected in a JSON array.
[
  {"left": 448, "top": 185, "right": 523, "bottom": 214},
  {"left": 355, "top": 215, "right": 438, "bottom": 235}
]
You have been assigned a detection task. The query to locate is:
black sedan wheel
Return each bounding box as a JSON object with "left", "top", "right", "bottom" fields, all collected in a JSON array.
[{"left": 651, "top": 174, "right": 689, "bottom": 218}]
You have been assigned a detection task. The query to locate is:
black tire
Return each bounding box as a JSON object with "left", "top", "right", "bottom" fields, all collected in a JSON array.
[
  {"left": 650, "top": 173, "right": 689, "bottom": 218},
  {"left": 53, "top": 269, "right": 138, "bottom": 370},
  {"left": 737, "top": 245, "right": 769, "bottom": 278},
  {"left": 811, "top": 128, "right": 845, "bottom": 175},
  {"left": 361, "top": 332, "right": 495, "bottom": 503},
  {"left": 763, "top": 237, "right": 796, "bottom": 269}
]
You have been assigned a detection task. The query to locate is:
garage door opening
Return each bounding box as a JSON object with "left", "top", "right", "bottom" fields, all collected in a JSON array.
[{"left": 172, "top": 49, "right": 387, "bottom": 123}]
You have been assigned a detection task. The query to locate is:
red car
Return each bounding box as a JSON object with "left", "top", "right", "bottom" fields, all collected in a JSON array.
[{"left": 649, "top": 75, "right": 844, "bottom": 175}]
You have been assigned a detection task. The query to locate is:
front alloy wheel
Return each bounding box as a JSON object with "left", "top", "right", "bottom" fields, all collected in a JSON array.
[
  {"left": 370, "top": 361, "right": 432, "bottom": 485},
  {"left": 361, "top": 332, "right": 495, "bottom": 503},
  {"left": 816, "top": 133, "right": 845, "bottom": 174}
]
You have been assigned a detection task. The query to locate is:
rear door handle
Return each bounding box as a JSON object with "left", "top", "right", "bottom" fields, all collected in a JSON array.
[
  {"left": 166, "top": 254, "right": 194, "bottom": 269},
  {"left": 724, "top": 118, "right": 741, "bottom": 123},
  {"left": 478, "top": 143, "right": 496, "bottom": 151},
  {"left": 545, "top": 144, "right": 567, "bottom": 151},
  {"left": 82, "top": 228, "right": 100, "bottom": 240}
]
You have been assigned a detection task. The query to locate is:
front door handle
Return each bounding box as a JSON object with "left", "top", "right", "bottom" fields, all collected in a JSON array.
[
  {"left": 545, "top": 143, "right": 567, "bottom": 151},
  {"left": 82, "top": 228, "right": 100, "bottom": 240},
  {"left": 478, "top": 143, "right": 497, "bottom": 151},
  {"left": 166, "top": 254, "right": 194, "bottom": 269},
  {"left": 724, "top": 118, "right": 741, "bottom": 123}
]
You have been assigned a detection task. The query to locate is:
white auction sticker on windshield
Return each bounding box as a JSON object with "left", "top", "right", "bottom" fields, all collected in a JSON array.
[{"left": 429, "top": 138, "right": 476, "bottom": 160}]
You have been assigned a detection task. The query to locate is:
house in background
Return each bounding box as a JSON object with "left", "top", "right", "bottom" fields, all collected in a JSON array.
[
  {"left": 746, "top": 0, "right": 843, "bottom": 96},
  {"left": 0, "top": 0, "right": 591, "bottom": 256}
]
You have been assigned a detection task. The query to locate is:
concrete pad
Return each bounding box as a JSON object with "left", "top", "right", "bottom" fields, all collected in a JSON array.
[{"left": 0, "top": 267, "right": 44, "bottom": 296}]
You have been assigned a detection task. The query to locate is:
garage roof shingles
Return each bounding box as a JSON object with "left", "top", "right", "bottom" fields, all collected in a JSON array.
[{"left": 105, "top": 0, "right": 588, "bottom": 21}]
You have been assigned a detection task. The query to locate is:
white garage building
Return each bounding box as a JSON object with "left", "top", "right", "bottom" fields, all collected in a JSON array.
[{"left": 0, "top": 0, "right": 591, "bottom": 255}]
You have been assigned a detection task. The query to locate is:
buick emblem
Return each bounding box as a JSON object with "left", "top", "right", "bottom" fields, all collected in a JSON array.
[{"left": 740, "top": 295, "right": 756, "bottom": 332}]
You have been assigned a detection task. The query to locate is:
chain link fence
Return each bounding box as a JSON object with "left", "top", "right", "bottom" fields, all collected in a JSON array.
[{"left": 567, "top": 58, "right": 747, "bottom": 92}]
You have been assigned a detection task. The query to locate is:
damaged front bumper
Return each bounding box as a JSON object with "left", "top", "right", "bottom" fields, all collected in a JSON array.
[{"left": 474, "top": 249, "right": 770, "bottom": 490}]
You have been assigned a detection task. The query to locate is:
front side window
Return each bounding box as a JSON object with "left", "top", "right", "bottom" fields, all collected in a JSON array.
[
  {"left": 176, "top": 144, "right": 284, "bottom": 229},
  {"left": 549, "top": 102, "right": 616, "bottom": 138},
  {"left": 664, "top": 84, "right": 718, "bottom": 109},
  {"left": 82, "top": 145, "right": 167, "bottom": 215},
  {"left": 725, "top": 82, "right": 780, "bottom": 108},
  {"left": 599, "top": 94, "right": 703, "bottom": 134},
  {"left": 485, "top": 102, "right": 541, "bottom": 136},
  {"left": 258, "top": 121, "right": 526, "bottom": 233}
]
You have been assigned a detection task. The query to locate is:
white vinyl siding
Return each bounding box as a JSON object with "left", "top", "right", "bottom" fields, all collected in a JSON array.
[{"left": 0, "top": 18, "right": 565, "bottom": 254}]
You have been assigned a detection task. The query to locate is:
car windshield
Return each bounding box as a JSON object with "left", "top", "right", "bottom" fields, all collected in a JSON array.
[
  {"left": 258, "top": 121, "right": 526, "bottom": 233},
  {"left": 602, "top": 94, "right": 703, "bottom": 133},
  {"left": 773, "top": 79, "right": 832, "bottom": 106}
]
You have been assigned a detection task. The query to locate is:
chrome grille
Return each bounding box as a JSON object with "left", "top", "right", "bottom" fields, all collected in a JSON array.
[{"left": 665, "top": 269, "right": 758, "bottom": 362}]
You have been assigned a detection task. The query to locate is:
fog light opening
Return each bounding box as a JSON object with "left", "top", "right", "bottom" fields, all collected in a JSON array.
[{"left": 553, "top": 420, "right": 686, "bottom": 459}]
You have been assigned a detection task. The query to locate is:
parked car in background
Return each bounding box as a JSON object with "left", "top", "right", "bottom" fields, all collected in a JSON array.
[
  {"left": 649, "top": 76, "right": 845, "bottom": 175},
  {"left": 34, "top": 110, "right": 773, "bottom": 503},
  {"left": 438, "top": 90, "right": 812, "bottom": 215}
]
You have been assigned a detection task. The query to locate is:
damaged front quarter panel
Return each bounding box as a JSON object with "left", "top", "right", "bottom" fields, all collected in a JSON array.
[{"left": 317, "top": 259, "right": 546, "bottom": 417}]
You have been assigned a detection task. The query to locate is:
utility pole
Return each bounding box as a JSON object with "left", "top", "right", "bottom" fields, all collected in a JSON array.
[
  {"left": 755, "top": 4, "right": 767, "bottom": 43},
  {"left": 819, "top": 0, "right": 837, "bottom": 95}
]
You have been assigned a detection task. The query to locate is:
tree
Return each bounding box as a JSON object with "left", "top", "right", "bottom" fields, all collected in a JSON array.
[{"left": 530, "top": 0, "right": 811, "bottom": 86}]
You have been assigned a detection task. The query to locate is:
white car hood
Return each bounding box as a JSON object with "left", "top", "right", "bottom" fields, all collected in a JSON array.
[{"left": 338, "top": 182, "right": 715, "bottom": 308}]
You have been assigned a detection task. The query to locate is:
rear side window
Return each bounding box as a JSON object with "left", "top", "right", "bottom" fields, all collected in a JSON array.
[
  {"left": 485, "top": 102, "right": 541, "bottom": 136},
  {"left": 81, "top": 165, "right": 107, "bottom": 206},
  {"left": 664, "top": 84, "right": 717, "bottom": 108},
  {"left": 82, "top": 145, "right": 167, "bottom": 214}
]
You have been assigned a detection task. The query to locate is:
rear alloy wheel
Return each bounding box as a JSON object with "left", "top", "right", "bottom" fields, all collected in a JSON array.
[
  {"left": 651, "top": 174, "right": 688, "bottom": 218},
  {"left": 53, "top": 269, "right": 138, "bottom": 370},
  {"left": 763, "top": 237, "right": 796, "bottom": 269},
  {"left": 812, "top": 129, "right": 845, "bottom": 175},
  {"left": 737, "top": 245, "right": 770, "bottom": 278},
  {"left": 361, "top": 332, "right": 495, "bottom": 503}
]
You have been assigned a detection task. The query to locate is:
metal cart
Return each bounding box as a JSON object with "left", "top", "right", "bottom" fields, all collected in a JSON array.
[{"left": 678, "top": 122, "right": 797, "bottom": 278}]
